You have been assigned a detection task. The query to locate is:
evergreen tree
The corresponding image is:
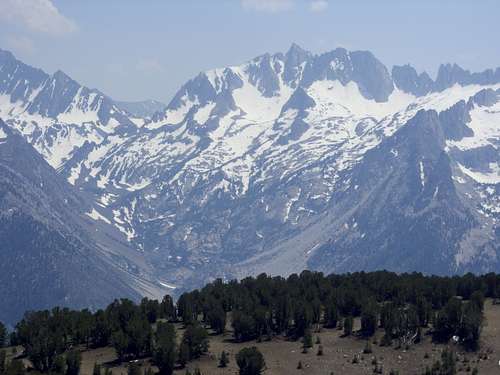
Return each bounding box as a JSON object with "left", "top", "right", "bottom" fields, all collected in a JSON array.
[
  {"left": 302, "top": 329, "right": 313, "bottom": 351},
  {"left": 52, "top": 355, "right": 66, "bottom": 374},
  {"left": 219, "top": 351, "right": 229, "bottom": 368},
  {"left": 236, "top": 347, "right": 265, "bottom": 375},
  {"left": 363, "top": 341, "right": 373, "bottom": 354},
  {"left": 126, "top": 315, "right": 152, "bottom": 358},
  {"left": 181, "top": 323, "right": 209, "bottom": 360},
  {"left": 361, "top": 301, "right": 378, "bottom": 337},
  {"left": 153, "top": 322, "right": 176, "bottom": 375},
  {"left": 470, "top": 291, "right": 485, "bottom": 312},
  {"left": 92, "top": 310, "right": 112, "bottom": 348},
  {"left": 416, "top": 296, "right": 431, "bottom": 327},
  {"left": 459, "top": 303, "right": 482, "bottom": 351},
  {"left": 177, "top": 294, "right": 197, "bottom": 325},
  {"left": 0, "top": 322, "right": 6, "bottom": 348},
  {"left": 65, "top": 350, "right": 82, "bottom": 375},
  {"left": 232, "top": 312, "right": 257, "bottom": 342},
  {"left": 178, "top": 342, "right": 190, "bottom": 368},
  {"left": 343, "top": 316, "right": 353, "bottom": 336},
  {"left": 112, "top": 330, "right": 129, "bottom": 361},
  {"left": 325, "top": 298, "right": 339, "bottom": 328},
  {"left": 294, "top": 301, "right": 312, "bottom": 338},
  {"left": 207, "top": 304, "right": 226, "bottom": 335},
  {"left": 0, "top": 350, "right": 6, "bottom": 374},
  {"left": 15, "top": 311, "right": 66, "bottom": 372},
  {"left": 4, "top": 360, "right": 26, "bottom": 375},
  {"left": 140, "top": 298, "right": 161, "bottom": 324},
  {"left": 160, "top": 295, "right": 176, "bottom": 321}
]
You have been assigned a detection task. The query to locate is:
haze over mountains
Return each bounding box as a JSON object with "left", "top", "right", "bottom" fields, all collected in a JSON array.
[{"left": 0, "top": 44, "right": 499, "bottom": 324}]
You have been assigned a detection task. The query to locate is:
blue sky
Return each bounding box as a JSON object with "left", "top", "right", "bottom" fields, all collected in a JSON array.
[{"left": 0, "top": 0, "right": 498, "bottom": 103}]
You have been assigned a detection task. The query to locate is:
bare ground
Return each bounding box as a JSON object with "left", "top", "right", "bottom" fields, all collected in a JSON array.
[{"left": 71, "top": 300, "right": 500, "bottom": 374}]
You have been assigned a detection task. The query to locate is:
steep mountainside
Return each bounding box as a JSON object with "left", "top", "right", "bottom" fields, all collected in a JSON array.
[
  {"left": 0, "top": 49, "right": 138, "bottom": 169},
  {"left": 0, "top": 120, "right": 163, "bottom": 324},
  {"left": 1, "top": 45, "right": 499, "bottom": 297}
]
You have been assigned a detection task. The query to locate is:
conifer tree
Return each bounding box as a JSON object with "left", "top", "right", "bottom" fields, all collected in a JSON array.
[
  {"left": 344, "top": 316, "right": 353, "bottom": 336},
  {"left": 65, "top": 350, "right": 82, "bottom": 375},
  {"left": 236, "top": 347, "right": 265, "bottom": 375},
  {"left": 219, "top": 351, "right": 229, "bottom": 368},
  {"left": 93, "top": 363, "right": 101, "bottom": 375},
  {"left": 153, "top": 322, "right": 176, "bottom": 375}
]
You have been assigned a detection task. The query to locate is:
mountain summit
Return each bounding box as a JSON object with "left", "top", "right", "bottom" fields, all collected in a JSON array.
[{"left": 0, "top": 45, "right": 499, "bottom": 321}]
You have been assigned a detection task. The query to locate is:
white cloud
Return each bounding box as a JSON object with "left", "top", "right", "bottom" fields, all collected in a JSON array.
[
  {"left": 241, "top": 0, "right": 293, "bottom": 13},
  {"left": 0, "top": 0, "right": 77, "bottom": 36},
  {"left": 309, "top": 0, "right": 329, "bottom": 12},
  {"left": 3, "top": 35, "right": 36, "bottom": 55}
]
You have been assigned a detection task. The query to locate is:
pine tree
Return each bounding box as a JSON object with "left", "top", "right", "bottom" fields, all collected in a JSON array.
[
  {"left": 219, "top": 351, "right": 229, "bottom": 368},
  {"left": 65, "top": 350, "right": 82, "bottom": 375},
  {"left": 302, "top": 329, "right": 313, "bottom": 353},
  {"left": 344, "top": 316, "right": 353, "bottom": 336},
  {"left": 0, "top": 322, "right": 6, "bottom": 348},
  {"left": 361, "top": 301, "right": 378, "bottom": 337},
  {"left": 0, "top": 350, "right": 6, "bottom": 374},
  {"left": 178, "top": 342, "right": 190, "bottom": 368},
  {"left": 52, "top": 355, "right": 66, "bottom": 374},
  {"left": 181, "top": 323, "right": 209, "bottom": 360},
  {"left": 5, "top": 359, "right": 26, "bottom": 375},
  {"left": 363, "top": 341, "right": 373, "bottom": 354},
  {"left": 324, "top": 298, "right": 339, "bottom": 328},
  {"left": 236, "top": 347, "right": 265, "bottom": 375},
  {"left": 153, "top": 322, "right": 176, "bottom": 375}
]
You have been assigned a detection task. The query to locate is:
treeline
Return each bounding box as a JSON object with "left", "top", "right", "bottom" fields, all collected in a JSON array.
[
  {"left": 178, "top": 271, "right": 493, "bottom": 350},
  {"left": 0, "top": 271, "right": 498, "bottom": 375},
  {"left": 1, "top": 296, "right": 201, "bottom": 375}
]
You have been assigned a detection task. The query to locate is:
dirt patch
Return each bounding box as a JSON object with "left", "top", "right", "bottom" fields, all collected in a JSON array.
[{"left": 52, "top": 300, "right": 500, "bottom": 374}]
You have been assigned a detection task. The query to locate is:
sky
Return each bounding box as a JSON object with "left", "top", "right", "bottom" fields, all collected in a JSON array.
[{"left": 0, "top": 0, "right": 499, "bottom": 103}]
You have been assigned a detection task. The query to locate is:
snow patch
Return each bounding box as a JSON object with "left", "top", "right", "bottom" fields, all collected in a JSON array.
[
  {"left": 419, "top": 161, "right": 426, "bottom": 187},
  {"left": 459, "top": 163, "right": 500, "bottom": 184},
  {"left": 86, "top": 208, "right": 111, "bottom": 224}
]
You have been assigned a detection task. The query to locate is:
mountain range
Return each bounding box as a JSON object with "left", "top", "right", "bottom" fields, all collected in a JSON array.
[{"left": 0, "top": 44, "right": 499, "bottom": 324}]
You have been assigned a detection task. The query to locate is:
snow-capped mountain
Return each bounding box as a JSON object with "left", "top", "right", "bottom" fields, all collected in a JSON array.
[
  {"left": 0, "top": 119, "right": 165, "bottom": 324},
  {"left": 1, "top": 44, "right": 499, "bottom": 299},
  {"left": 115, "top": 100, "right": 166, "bottom": 119},
  {"left": 0, "top": 48, "right": 138, "bottom": 169}
]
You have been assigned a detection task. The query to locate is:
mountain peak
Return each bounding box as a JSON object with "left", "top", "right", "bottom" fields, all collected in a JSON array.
[
  {"left": 0, "top": 48, "right": 15, "bottom": 62},
  {"left": 286, "top": 43, "right": 309, "bottom": 56},
  {"left": 52, "top": 69, "right": 73, "bottom": 82}
]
